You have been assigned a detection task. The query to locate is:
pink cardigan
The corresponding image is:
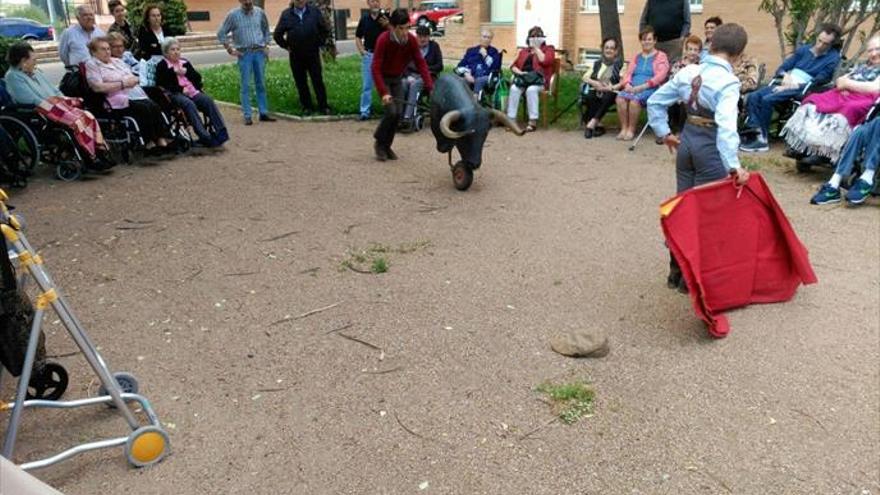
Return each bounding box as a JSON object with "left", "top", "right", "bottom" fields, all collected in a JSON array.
[{"left": 620, "top": 50, "right": 670, "bottom": 89}]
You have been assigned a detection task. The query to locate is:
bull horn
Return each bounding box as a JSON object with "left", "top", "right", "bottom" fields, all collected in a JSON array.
[
  {"left": 490, "top": 109, "right": 525, "bottom": 136},
  {"left": 439, "top": 110, "right": 470, "bottom": 139}
]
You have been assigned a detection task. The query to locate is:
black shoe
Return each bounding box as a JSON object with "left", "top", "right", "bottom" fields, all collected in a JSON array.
[
  {"left": 584, "top": 128, "right": 594, "bottom": 139},
  {"left": 677, "top": 277, "right": 689, "bottom": 294},
  {"left": 385, "top": 147, "right": 398, "bottom": 160},
  {"left": 244, "top": 116, "right": 253, "bottom": 126},
  {"left": 320, "top": 107, "right": 332, "bottom": 116},
  {"left": 259, "top": 114, "right": 276, "bottom": 122},
  {"left": 301, "top": 108, "right": 313, "bottom": 117},
  {"left": 374, "top": 142, "right": 388, "bottom": 161},
  {"left": 594, "top": 126, "right": 606, "bottom": 137},
  {"left": 358, "top": 114, "right": 370, "bottom": 121}
]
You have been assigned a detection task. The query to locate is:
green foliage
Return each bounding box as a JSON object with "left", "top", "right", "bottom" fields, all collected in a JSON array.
[
  {"left": 5, "top": 6, "right": 50, "bottom": 24},
  {"left": 126, "top": 0, "right": 189, "bottom": 36},
  {"left": 370, "top": 257, "right": 388, "bottom": 274},
  {"left": 536, "top": 381, "right": 596, "bottom": 425},
  {"left": 0, "top": 36, "right": 16, "bottom": 78}
]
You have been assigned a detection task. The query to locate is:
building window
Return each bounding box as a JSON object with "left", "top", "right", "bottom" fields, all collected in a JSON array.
[
  {"left": 690, "top": 0, "right": 703, "bottom": 13},
  {"left": 849, "top": 0, "right": 877, "bottom": 10},
  {"left": 490, "top": 0, "right": 515, "bottom": 23},
  {"left": 580, "top": 0, "right": 625, "bottom": 13}
]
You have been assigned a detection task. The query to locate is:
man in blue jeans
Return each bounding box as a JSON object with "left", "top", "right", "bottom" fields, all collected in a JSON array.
[
  {"left": 218, "top": 0, "right": 277, "bottom": 125},
  {"left": 810, "top": 117, "right": 880, "bottom": 205},
  {"left": 740, "top": 23, "right": 841, "bottom": 153},
  {"left": 355, "top": 0, "right": 390, "bottom": 121}
]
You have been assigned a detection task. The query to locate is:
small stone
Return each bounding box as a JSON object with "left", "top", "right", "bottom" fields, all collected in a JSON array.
[
  {"left": 550, "top": 328, "right": 609, "bottom": 358},
  {"left": 418, "top": 481, "right": 429, "bottom": 490}
]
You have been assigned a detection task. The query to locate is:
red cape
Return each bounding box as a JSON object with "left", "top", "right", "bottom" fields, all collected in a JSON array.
[{"left": 659, "top": 173, "right": 817, "bottom": 338}]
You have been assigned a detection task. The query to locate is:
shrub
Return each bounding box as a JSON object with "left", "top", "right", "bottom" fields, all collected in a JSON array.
[
  {"left": 0, "top": 36, "right": 16, "bottom": 78},
  {"left": 126, "top": 0, "right": 189, "bottom": 36}
]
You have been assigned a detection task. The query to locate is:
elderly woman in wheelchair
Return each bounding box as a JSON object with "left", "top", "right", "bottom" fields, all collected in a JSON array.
[
  {"left": 3, "top": 41, "right": 114, "bottom": 179},
  {"left": 155, "top": 37, "right": 228, "bottom": 147}
]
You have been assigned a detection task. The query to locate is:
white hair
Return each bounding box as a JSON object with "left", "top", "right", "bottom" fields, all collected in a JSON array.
[
  {"left": 161, "top": 37, "right": 180, "bottom": 55},
  {"left": 76, "top": 4, "right": 94, "bottom": 16}
]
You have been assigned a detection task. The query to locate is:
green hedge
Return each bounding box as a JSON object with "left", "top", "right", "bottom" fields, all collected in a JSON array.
[{"left": 125, "top": 0, "right": 189, "bottom": 37}]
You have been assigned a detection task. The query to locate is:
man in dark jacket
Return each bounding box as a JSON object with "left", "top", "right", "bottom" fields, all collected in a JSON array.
[
  {"left": 273, "top": 0, "right": 331, "bottom": 115},
  {"left": 401, "top": 25, "right": 442, "bottom": 126},
  {"left": 639, "top": 0, "right": 691, "bottom": 60}
]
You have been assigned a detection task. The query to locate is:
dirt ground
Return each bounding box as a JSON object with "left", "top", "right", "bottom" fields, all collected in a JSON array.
[{"left": 2, "top": 109, "right": 878, "bottom": 494}]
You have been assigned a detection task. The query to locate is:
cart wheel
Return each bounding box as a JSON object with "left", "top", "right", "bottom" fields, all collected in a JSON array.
[
  {"left": 414, "top": 114, "right": 424, "bottom": 132},
  {"left": 55, "top": 161, "right": 81, "bottom": 182},
  {"left": 125, "top": 426, "right": 170, "bottom": 468},
  {"left": 451, "top": 162, "right": 473, "bottom": 191},
  {"left": 26, "top": 362, "right": 68, "bottom": 401},
  {"left": 98, "top": 371, "right": 140, "bottom": 396},
  {"left": 795, "top": 160, "right": 812, "bottom": 174}
]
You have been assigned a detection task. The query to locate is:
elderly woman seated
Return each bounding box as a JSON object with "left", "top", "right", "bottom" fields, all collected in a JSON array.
[
  {"left": 505, "top": 26, "right": 556, "bottom": 133},
  {"left": 781, "top": 34, "right": 880, "bottom": 162},
  {"left": 85, "top": 37, "right": 170, "bottom": 150},
  {"left": 581, "top": 36, "right": 622, "bottom": 139},
  {"left": 614, "top": 26, "right": 670, "bottom": 141},
  {"left": 4, "top": 41, "right": 112, "bottom": 169},
  {"left": 107, "top": 32, "right": 140, "bottom": 73},
  {"left": 155, "top": 38, "right": 228, "bottom": 147}
]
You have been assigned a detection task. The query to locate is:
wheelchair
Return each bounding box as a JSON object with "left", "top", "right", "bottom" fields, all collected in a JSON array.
[
  {"left": 741, "top": 75, "right": 833, "bottom": 141},
  {"left": 0, "top": 80, "right": 96, "bottom": 183}
]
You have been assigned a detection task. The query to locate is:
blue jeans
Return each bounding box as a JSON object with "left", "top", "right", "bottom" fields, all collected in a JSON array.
[
  {"left": 238, "top": 50, "right": 268, "bottom": 118},
  {"left": 360, "top": 52, "right": 374, "bottom": 117},
  {"left": 834, "top": 118, "right": 880, "bottom": 177},
  {"left": 745, "top": 85, "right": 802, "bottom": 135}
]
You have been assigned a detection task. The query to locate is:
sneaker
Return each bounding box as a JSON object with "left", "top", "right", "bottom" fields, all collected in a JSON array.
[
  {"left": 584, "top": 128, "right": 593, "bottom": 139},
  {"left": 810, "top": 183, "right": 842, "bottom": 205},
  {"left": 385, "top": 147, "right": 398, "bottom": 160},
  {"left": 740, "top": 137, "right": 769, "bottom": 153},
  {"left": 244, "top": 116, "right": 253, "bottom": 126},
  {"left": 358, "top": 114, "right": 370, "bottom": 122},
  {"left": 374, "top": 141, "right": 388, "bottom": 161},
  {"left": 259, "top": 114, "right": 277, "bottom": 122},
  {"left": 845, "top": 178, "right": 873, "bottom": 205}
]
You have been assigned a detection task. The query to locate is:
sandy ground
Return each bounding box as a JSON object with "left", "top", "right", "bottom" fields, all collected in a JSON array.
[{"left": 1, "top": 109, "right": 878, "bottom": 495}]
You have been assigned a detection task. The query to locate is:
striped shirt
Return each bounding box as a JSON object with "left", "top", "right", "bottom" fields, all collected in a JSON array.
[{"left": 217, "top": 6, "right": 270, "bottom": 50}]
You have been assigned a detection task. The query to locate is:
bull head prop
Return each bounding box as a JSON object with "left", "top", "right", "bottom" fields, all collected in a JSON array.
[{"left": 430, "top": 74, "right": 523, "bottom": 191}]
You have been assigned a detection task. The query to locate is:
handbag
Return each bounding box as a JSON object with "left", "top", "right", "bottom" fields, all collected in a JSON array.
[
  {"left": 514, "top": 71, "right": 544, "bottom": 89},
  {"left": 0, "top": 231, "right": 44, "bottom": 377},
  {"left": 59, "top": 69, "right": 83, "bottom": 98}
]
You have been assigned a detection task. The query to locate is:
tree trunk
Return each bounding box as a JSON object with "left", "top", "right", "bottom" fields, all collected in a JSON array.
[{"left": 597, "top": 0, "right": 623, "bottom": 58}]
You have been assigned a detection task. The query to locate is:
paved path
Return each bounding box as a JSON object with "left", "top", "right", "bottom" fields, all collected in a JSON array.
[{"left": 40, "top": 40, "right": 357, "bottom": 85}]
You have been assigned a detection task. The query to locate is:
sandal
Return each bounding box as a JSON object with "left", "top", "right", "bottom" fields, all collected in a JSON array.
[{"left": 525, "top": 124, "right": 537, "bottom": 133}]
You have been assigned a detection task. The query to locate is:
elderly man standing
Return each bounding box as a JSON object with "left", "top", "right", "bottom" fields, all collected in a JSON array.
[
  {"left": 274, "top": 0, "right": 332, "bottom": 115},
  {"left": 59, "top": 5, "right": 105, "bottom": 68},
  {"left": 218, "top": 0, "right": 276, "bottom": 125},
  {"left": 456, "top": 29, "right": 501, "bottom": 95},
  {"left": 639, "top": 0, "right": 690, "bottom": 61},
  {"left": 355, "top": 0, "right": 390, "bottom": 121}
]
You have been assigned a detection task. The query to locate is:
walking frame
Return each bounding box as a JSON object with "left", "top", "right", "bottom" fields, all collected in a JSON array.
[{"left": 0, "top": 189, "right": 170, "bottom": 471}]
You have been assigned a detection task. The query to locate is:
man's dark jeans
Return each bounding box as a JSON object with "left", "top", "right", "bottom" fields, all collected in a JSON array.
[{"left": 374, "top": 76, "right": 404, "bottom": 149}]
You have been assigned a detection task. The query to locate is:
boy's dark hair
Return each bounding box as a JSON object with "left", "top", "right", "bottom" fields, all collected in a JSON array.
[
  {"left": 108, "top": 0, "right": 124, "bottom": 13},
  {"left": 389, "top": 8, "right": 409, "bottom": 26},
  {"left": 6, "top": 42, "right": 33, "bottom": 67},
  {"left": 705, "top": 16, "right": 722, "bottom": 27},
  {"left": 709, "top": 23, "right": 747, "bottom": 57},
  {"left": 638, "top": 25, "right": 655, "bottom": 41},
  {"left": 818, "top": 23, "right": 842, "bottom": 42},
  {"left": 416, "top": 25, "right": 431, "bottom": 37}
]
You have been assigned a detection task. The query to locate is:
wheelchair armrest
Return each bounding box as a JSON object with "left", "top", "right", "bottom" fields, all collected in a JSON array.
[{"left": 2, "top": 103, "right": 37, "bottom": 113}]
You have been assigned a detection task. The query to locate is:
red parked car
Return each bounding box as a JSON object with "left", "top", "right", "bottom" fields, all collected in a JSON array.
[{"left": 409, "top": 1, "right": 462, "bottom": 31}]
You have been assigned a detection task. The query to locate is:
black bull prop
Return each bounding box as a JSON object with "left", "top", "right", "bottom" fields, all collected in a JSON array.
[{"left": 430, "top": 74, "right": 524, "bottom": 190}]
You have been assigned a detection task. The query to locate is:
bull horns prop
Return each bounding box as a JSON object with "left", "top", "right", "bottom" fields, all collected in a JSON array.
[
  {"left": 438, "top": 110, "right": 472, "bottom": 139},
  {"left": 489, "top": 109, "right": 525, "bottom": 136}
]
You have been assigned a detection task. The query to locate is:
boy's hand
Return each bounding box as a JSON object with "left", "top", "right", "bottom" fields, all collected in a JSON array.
[
  {"left": 382, "top": 94, "right": 393, "bottom": 105},
  {"left": 732, "top": 168, "right": 750, "bottom": 185},
  {"left": 663, "top": 134, "right": 680, "bottom": 154}
]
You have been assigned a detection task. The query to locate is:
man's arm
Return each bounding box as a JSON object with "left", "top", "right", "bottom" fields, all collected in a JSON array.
[
  {"left": 489, "top": 47, "right": 502, "bottom": 73},
  {"left": 261, "top": 10, "right": 271, "bottom": 46},
  {"left": 217, "top": 11, "right": 233, "bottom": 46},
  {"left": 680, "top": 0, "right": 691, "bottom": 37},
  {"left": 811, "top": 51, "right": 840, "bottom": 86},
  {"left": 647, "top": 69, "right": 687, "bottom": 138},
  {"left": 714, "top": 80, "right": 742, "bottom": 170},
  {"left": 427, "top": 42, "right": 443, "bottom": 76},
  {"left": 371, "top": 36, "right": 389, "bottom": 96},
  {"left": 412, "top": 38, "right": 434, "bottom": 91},
  {"left": 58, "top": 29, "right": 71, "bottom": 66},
  {"left": 776, "top": 46, "right": 803, "bottom": 76},
  {"left": 273, "top": 11, "right": 288, "bottom": 49}
]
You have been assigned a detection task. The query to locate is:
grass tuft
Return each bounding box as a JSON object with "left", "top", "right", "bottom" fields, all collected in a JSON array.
[{"left": 536, "top": 381, "right": 595, "bottom": 424}]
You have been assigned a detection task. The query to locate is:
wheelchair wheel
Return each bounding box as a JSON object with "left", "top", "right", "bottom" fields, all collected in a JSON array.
[
  {"left": 56, "top": 161, "right": 82, "bottom": 181},
  {"left": 414, "top": 113, "right": 424, "bottom": 132},
  {"left": 26, "top": 361, "right": 69, "bottom": 401},
  {"left": 451, "top": 161, "right": 473, "bottom": 191},
  {"left": 0, "top": 115, "right": 40, "bottom": 177}
]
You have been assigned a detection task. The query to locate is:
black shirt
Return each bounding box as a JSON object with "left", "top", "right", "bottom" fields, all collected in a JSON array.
[{"left": 355, "top": 12, "right": 385, "bottom": 52}]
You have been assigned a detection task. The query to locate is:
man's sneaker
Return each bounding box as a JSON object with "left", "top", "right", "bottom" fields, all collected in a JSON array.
[
  {"left": 845, "top": 178, "right": 873, "bottom": 205},
  {"left": 358, "top": 114, "right": 370, "bottom": 122},
  {"left": 259, "top": 114, "right": 277, "bottom": 122},
  {"left": 740, "top": 137, "right": 769, "bottom": 153},
  {"left": 385, "top": 147, "right": 398, "bottom": 160},
  {"left": 374, "top": 142, "right": 388, "bottom": 161},
  {"left": 810, "top": 183, "right": 842, "bottom": 205},
  {"left": 244, "top": 116, "right": 253, "bottom": 126}
]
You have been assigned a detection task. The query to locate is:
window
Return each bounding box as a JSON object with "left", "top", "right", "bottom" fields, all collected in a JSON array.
[
  {"left": 690, "top": 0, "right": 703, "bottom": 13},
  {"left": 849, "top": 0, "right": 877, "bottom": 10},
  {"left": 580, "top": 0, "right": 624, "bottom": 13},
  {"left": 490, "top": 0, "right": 514, "bottom": 23}
]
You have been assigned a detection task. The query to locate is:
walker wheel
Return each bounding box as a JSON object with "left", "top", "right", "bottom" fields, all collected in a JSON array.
[
  {"left": 26, "top": 362, "right": 68, "bottom": 401},
  {"left": 125, "top": 426, "right": 170, "bottom": 468},
  {"left": 55, "top": 161, "right": 81, "bottom": 182},
  {"left": 451, "top": 161, "right": 473, "bottom": 191},
  {"left": 98, "top": 371, "right": 140, "bottom": 397}
]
